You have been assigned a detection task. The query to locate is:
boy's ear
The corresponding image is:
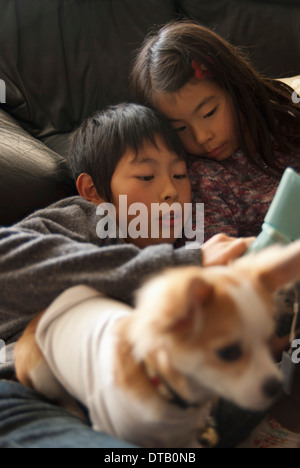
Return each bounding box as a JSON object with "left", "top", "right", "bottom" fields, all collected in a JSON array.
[{"left": 76, "top": 173, "right": 105, "bottom": 205}]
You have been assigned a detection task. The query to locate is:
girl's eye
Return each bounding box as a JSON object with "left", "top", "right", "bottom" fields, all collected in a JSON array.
[
  {"left": 203, "top": 107, "right": 217, "bottom": 119},
  {"left": 137, "top": 176, "right": 154, "bottom": 181},
  {"left": 174, "top": 126, "right": 186, "bottom": 133}
]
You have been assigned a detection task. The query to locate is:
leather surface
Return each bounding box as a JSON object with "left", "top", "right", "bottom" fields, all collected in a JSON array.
[
  {"left": 0, "top": 110, "right": 76, "bottom": 225},
  {"left": 0, "top": 0, "right": 299, "bottom": 224}
]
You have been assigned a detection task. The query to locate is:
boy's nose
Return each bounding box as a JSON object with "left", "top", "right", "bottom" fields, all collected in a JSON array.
[{"left": 160, "top": 179, "right": 178, "bottom": 202}]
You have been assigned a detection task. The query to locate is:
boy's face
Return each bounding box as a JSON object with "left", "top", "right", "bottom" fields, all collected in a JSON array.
[
  {"left": 110, "top": 136, "right": 191, "bottom": 248},
  {"left": 155, "top": 79, "right": 240, "bottom": 161}
]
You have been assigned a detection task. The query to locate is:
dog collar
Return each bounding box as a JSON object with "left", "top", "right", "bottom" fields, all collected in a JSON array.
[
  {"left": 144, "top": 362, "right": 219, "bottom": 447},
  {"left": 144, "top": 363, "right": 199, "bottom": 410}
]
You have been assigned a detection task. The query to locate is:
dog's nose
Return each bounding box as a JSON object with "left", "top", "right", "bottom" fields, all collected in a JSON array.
[{"left": 262, "top": 377, "right": 283, "bottom": 399}]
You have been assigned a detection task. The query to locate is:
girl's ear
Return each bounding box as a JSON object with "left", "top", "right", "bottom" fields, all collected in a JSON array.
[{"left": 76, "top": 173, "right": 105, "bottom": 205}]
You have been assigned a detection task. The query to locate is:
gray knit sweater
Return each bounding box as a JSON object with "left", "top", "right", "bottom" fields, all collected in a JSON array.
[{"left": 0, "top": 196, "right": 202, "bottom": 378}]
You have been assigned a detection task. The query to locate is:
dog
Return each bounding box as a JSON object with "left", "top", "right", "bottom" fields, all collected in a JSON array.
[{"left": 14, "top": 241, "right": 300, "bottom": 448}]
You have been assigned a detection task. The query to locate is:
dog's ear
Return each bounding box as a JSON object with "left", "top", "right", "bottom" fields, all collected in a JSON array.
[
  {"left": 131, "top": 269, "right": 214, "bottom": 357},
  {"left": 240, "top": 240, "right": 300, "bottom": 293},
  {"left": 166, "top": 276, "right": 214, "bottom": 333}
]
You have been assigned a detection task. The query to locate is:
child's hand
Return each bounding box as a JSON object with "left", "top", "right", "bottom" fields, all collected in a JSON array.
[{"left": 201, "top": 234, "right": 256, "bottom": 267}]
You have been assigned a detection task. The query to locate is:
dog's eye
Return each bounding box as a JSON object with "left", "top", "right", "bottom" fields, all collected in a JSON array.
[{"left": 216, "top": 342, "right": 243, "bottom": 362}]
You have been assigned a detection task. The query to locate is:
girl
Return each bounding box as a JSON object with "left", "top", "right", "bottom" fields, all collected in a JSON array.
[{"left": 131, "top": 20, "right": 300, "bottom": 241}]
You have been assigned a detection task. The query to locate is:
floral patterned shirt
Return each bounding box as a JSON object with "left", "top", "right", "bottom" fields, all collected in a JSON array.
[{"left": 187, "top": 149, "right": 300, "bottom": 242}]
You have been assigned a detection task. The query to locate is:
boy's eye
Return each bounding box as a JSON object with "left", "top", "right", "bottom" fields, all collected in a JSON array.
[
  {"left": 203, "top": 107, "right": 217, "bottom": 119},
  {"left": 137, "top": 176, "right": 154, "bottom": 181},
  {"left": 174, "top": 174, "right": 187, "bottom": 180}
]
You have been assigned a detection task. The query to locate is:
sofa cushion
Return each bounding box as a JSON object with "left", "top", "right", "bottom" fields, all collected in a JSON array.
[
  {"left": 177, "top": 0, "right": 300, "bottom": 78},
  {"left": 0, "top": 110, "right": 76, "bottom": 226},
  {"left": 0, "top": 0, "right": 177, "bottom": 139}
]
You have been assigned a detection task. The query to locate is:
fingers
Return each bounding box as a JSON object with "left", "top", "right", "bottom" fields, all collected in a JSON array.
[
  {"left": 242, "top": 237, "right": 256, "bottom": 249},
  {"left": 201, "top": 234, "right": 256, "bottom": 267},
  {"left": 225, "top": 237, "right": 256, "bottom": 259}
]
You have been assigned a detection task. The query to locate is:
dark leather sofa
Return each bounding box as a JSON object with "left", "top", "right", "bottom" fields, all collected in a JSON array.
[{"left": 0, "top": 0, "right": 300, "bottom": 226}]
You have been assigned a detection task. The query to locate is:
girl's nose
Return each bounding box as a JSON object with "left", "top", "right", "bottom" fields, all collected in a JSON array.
[{"left": 193, "top": 126, "right": 214, "bottom": 146}]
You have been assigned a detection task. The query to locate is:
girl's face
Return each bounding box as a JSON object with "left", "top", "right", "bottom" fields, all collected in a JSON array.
[
  {"left": 110, "top": 136, "right": 191, "bottom": 248},
  {"left": 155, "top": 79, "right": 240, "bottom": 161}
]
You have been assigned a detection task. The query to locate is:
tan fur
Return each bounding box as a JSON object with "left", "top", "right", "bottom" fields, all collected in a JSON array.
[
  {"left": 114, "top": 269, "right": 264, "bottom": 404},
  {"left": 14, "top": 311, "right": 45, "bottom": 388}
]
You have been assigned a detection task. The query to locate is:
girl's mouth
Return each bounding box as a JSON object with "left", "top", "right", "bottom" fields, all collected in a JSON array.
[{"left": 204, "top": 144, "right": 225, "bottom": 159}]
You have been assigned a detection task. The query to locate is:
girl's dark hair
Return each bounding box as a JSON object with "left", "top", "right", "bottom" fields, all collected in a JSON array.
[
  {"left": 69, "top": 103, "right": 186, "bottom": 202},
  {"left": 131, "top": 20, "right": 300, "bottom": 178}
]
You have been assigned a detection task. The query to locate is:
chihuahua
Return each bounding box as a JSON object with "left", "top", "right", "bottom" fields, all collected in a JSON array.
[{"left": 15, "top": 241, "right": 300, "bottom": 447}]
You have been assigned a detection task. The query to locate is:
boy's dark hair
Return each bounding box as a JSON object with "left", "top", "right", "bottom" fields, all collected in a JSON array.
[
  {"left": 69, "top": 103, "right": 186, "bottom": 202},
  {"left": 131, "top": 20, "right": 300, "bottom": 178}
]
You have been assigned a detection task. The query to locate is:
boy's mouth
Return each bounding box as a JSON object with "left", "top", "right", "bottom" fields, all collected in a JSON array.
[{"left": 159, "top": 211, "right": 183, "bottom": 228}]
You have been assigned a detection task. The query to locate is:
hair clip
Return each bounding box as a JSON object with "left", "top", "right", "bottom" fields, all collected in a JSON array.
[{"left": 191, "top": 60, "right": 213, "bottom": 80}]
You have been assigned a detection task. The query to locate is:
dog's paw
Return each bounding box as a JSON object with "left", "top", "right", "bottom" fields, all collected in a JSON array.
[{"left": 197, "top": 426, "right": 219, "bottom": 448}]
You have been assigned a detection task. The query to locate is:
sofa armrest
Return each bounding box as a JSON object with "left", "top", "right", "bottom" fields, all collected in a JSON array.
[
  {"left": 0, "top": 109, "right": 76, "bottom": 226},
  {"left": 278, "top": 75, "right": 300, "bottom": 90}
]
